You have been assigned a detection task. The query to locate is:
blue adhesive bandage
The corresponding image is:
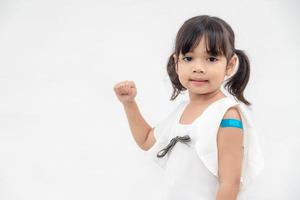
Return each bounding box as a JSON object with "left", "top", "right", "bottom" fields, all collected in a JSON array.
[{"left": 220, "top": 118, "right": 243, "bottom": 129}]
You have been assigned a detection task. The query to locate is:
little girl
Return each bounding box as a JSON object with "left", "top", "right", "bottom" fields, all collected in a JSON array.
[{"left": 114, "top": 15, "right": 264, "bottom": 200}]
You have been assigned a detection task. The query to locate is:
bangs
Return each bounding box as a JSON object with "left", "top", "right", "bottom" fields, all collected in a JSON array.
[{"left": 175, "top": 18, "right": 229, "bottom": 57}]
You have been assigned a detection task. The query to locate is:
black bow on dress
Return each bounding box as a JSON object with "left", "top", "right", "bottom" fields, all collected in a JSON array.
[{"left": 156, "top": 135, "right": 191, "bottom": 158}]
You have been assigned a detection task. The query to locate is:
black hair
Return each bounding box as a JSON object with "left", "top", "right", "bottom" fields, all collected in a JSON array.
[{"left": 167, "top": 15, "right": 251, "bottom": 105}]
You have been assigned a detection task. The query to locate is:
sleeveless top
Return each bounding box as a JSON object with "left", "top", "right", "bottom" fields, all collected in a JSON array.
[{"left": 147, "top": 96, "right": 265, "bottom": 200}]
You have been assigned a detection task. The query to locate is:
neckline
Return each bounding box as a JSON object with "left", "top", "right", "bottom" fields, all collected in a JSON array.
[{"left": 176, "top": 96, "right": 229, "bottom": 127}]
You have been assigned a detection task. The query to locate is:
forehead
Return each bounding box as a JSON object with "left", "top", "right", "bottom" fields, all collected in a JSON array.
[
  {"left": 182, "top": 37, "right": 210, "bottom": 55},
  {"left": 188, "top": 49, "right": 209, "bottom": 55}
]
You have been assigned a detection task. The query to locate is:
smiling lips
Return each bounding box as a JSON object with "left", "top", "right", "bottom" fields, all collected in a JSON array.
[
  {"left": 190, "top": 79, "right": 208, "bottom": 85},
  {"left": 190, "top": 79, "right": 208, "bottom": 82}
]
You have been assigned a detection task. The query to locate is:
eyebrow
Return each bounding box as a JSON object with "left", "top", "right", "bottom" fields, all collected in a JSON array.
[
  {"left": 187, "top": 51, "right": 208, "bottom": 54},
  {"left": 184, "top": 51, "right": 214, "bottom": 56}
]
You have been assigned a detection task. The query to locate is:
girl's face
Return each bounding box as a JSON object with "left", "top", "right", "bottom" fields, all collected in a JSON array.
[{"left": 173, "top": 37, "right": 237, "bottom": 98}]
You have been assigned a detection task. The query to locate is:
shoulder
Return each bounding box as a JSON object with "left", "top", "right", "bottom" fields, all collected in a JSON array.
[
  {"left": 223, "top": 106, "right": 242, "bottom": 120},
  {"left": 218, "top": 105, "right": 244, "bottom": 137},
  {"left": 153, "top": 101, "right": 186, "bottom": 139}
]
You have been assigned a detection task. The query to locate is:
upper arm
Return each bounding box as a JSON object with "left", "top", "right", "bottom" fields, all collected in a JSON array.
[
  {"left": 217, "top": 107, "right": 244, "bottom": 186},
  {"left": 142, "top": 127, "right": 156, "bottom": 151}
]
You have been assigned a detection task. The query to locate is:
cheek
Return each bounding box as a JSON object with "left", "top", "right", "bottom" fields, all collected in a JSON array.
[
  {"left": 177, "top": 65, "right": 188, "bottom": 76},
  {"left": 178, "top": 73, "right": 187, "bottom": 83},
  {"left": 177, "top": 68, "right": 190, "bottom": 85},
  {"left": 208, "top": 69, "right": 226, "bottom": 82}
]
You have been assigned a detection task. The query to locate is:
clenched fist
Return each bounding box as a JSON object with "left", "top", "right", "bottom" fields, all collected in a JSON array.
[{"left": 113, "top": 80, "right": 137, "bottom": 104}]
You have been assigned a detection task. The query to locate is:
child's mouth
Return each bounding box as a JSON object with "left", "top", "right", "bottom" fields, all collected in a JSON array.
[{"left": 190, "top": 79, "right": 208, "bottom": 82}]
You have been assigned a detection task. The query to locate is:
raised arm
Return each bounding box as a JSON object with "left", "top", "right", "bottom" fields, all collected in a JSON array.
[{"left": 113, "top": 80, "right": 155, "bottom": 151}]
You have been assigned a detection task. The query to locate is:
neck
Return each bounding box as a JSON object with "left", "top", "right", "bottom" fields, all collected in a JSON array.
[{"left": 188, "top": 89, "right": 226, "bottom": 105}]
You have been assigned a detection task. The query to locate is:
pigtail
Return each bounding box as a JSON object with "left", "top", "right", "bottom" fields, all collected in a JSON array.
[
  {"left": 166, "top": 54, "right": 186, "bottom": 101},
  {"left": 224, "top": 49, "right": 251, "bottom": 105}
]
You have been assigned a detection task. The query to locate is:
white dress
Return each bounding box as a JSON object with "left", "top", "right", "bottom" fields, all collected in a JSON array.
[{"left": 147, "top": 96, "right": 265, "bottom": 200}]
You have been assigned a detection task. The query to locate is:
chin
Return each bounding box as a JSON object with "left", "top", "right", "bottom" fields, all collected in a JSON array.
[{"left": 188, "top": 87, "right": 208, "bottom": 93}]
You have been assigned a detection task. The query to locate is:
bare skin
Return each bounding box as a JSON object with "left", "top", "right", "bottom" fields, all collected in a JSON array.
[{"left": 113, "top": 81, "right": 152, "bottom": 151}]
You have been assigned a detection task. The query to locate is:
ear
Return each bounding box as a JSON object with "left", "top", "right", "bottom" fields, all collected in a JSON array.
[
  {"left": 226, "top": 54, "right": 238, "bottom": 76},
  {"left": 173, "top": 54, "right": 178, "bottom": 74}
]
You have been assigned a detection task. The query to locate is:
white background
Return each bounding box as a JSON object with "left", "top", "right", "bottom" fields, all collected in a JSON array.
[{"left": 0, "top": 0, "right": 299, "bottom": 199}]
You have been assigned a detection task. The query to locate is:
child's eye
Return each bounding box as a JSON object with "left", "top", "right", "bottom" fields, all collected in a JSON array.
[
  {"left": 182, "top": 56, "right": 192, "bottom": 62},
  {"left": 208, "top": 57, "right": 218, "bottom": 62}
]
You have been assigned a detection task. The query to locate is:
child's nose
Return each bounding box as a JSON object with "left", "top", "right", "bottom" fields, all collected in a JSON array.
[{"left": 193, "top": 64, "right": 206, "bottom": 73}]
